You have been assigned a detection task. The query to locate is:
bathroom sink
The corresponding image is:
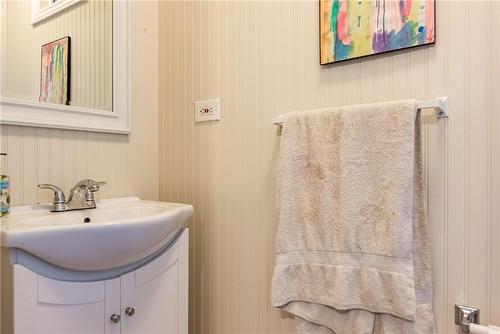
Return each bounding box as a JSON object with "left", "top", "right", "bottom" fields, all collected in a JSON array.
[{"left": 0, "top": 197, "right": 193, "bottom": 271}]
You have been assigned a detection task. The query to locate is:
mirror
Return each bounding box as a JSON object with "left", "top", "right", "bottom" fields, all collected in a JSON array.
[
  {"left": 2, "top": 0, "right": 112, "bottom": 110},
  {"left": 38, "top": 0, "right": 55, "bottom": 12},
  {"left": 0, "top": 0, "right": 129, "bottom": 134},
  {"left": 32, "top": 0, "right": 87, "bottom": 25}
]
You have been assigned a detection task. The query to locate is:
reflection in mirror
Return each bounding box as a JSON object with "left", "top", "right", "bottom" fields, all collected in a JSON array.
[
  {"left": 1, "top": 0, "right": 112, "bottom": 111},
  {"left": 39, "top": 0, "right": 50, "bottom": 11},
  {"left": 38, "top": 0, "right": 54, "bottom": 11}
]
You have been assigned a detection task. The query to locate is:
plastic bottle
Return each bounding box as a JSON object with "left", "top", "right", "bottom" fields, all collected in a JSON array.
[{"left": 0, "top": 153, "right": 10, "bottom": 217}]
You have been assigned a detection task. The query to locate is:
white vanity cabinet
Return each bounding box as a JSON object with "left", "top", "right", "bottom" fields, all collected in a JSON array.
[
  {"left": 13, "top": 267, "right": 121, "bottom": 334},
  {"left": 11, "top": 230, "right": 188, "bottom": 334}
]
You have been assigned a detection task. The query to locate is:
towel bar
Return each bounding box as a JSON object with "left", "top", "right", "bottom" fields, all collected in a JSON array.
[{"left": 271, "top": 97, "right": 449, "bottom": 127}]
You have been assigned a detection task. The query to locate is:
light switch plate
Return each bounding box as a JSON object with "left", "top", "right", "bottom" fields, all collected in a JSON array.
[{"left": 194, "top": 98, "right": 220, "bottom": 122}]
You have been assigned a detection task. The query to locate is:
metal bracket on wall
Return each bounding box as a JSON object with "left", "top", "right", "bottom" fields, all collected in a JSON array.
[{"left": 455, "top": 304, "right": 480, "bottom": 333}]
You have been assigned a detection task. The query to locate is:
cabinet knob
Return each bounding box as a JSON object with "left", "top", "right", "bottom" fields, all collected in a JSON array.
[
  {"left": 110, "top": 314, "right": 121, "bottom": 323},
  {"left": 125, "top": 307, "right": 136, "bottom": 316}
]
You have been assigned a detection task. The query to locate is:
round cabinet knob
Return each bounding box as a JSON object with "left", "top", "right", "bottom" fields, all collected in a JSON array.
[
  {"left": 110, "top": 314, "right": 121, "bottom": 323},
  {"left": 125, "top": 307, "right": 136, "bottom": 316}
]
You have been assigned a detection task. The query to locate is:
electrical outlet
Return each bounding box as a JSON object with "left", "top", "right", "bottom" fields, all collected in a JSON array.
[{"left": 194, "top": 98, "right": 220, "bottom": 122}]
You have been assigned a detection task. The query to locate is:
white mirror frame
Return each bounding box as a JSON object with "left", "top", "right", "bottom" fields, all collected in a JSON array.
[
  {"left": 0, "top": 1, "right": 130, "bottom": 134},
  {"left": 31, "top": 0, "right": 86, "bottom": 25}
]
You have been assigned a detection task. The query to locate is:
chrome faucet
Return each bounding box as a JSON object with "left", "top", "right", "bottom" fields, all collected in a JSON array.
[{"left": 38, "top": 179, "right": 106, "bottom": 212}]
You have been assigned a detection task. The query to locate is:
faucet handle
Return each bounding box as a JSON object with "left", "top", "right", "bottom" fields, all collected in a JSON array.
[
  {"left": 38, "top": 184, "right": 66, "bottom": 211},
  {"left": 89, "top": 181, "right": 106, "bottom": 192},
  {"left": 71, "top": 179, "right": 106, "bottom": 192},
  {"left": 85, "top": 181, "right": 105, "bottom": 203}
]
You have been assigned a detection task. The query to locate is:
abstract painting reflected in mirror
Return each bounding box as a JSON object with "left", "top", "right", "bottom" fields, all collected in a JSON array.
[
  {"left": 39, "top": 36, "right": 70, "bottom": 105},
  {"left": 320, "top": 0, "right": 435, "bottom": 65}
]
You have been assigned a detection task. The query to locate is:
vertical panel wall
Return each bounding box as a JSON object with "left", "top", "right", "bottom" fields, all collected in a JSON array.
[{"left": 159, "top": 1, "right": 500, "bottom": 333}]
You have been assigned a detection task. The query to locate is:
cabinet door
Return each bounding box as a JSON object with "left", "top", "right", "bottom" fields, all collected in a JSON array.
[
  {"left": 13, "top": 265, "right": 121, "bottom": 334},
  {"left": 121, "top": 229, "right": 188, "bottom": 334}
]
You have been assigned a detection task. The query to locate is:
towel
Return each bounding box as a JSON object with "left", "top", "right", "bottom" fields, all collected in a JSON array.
[
  {"left": 470, "top": 324, "right": 500, "bottom": 334},
  {"left": 271, "top": 100, "right": 435, "bottom": 334}
]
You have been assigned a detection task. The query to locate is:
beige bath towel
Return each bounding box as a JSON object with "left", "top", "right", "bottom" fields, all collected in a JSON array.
[{"left": 271, "top": 100, "right": 435, "bottom": 334}]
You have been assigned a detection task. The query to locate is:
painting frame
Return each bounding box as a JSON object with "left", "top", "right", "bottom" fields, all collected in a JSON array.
[
  {"left": 319, "top": 0, "right": 436, "bottom": 65},
  {"left": 39, "top": 36, "right": 71, "bottom": 105}
]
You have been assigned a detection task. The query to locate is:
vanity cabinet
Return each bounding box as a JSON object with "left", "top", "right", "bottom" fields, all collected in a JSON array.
[{"left": 11, "top": 230, "right": 188, "bottom": 334}]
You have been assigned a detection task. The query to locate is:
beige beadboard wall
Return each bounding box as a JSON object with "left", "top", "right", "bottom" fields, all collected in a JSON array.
[
  {"left": 159, "top": 1, "right": 500, "bottom": 333},
  {"left": 0, "top": 0, "right": 159, "bottom": 206},
  {"left": 1, "top": 0, "right": 112, "bottom": 110}
]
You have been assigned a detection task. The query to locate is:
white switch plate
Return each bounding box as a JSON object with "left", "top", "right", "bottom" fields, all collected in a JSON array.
[{"left": 194, "top": 98, "right": 220, "bottom": 122}]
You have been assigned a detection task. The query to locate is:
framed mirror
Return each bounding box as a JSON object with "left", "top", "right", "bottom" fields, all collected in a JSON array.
[
  {"left": 0, "top": 0, "right": 130, "bottom": 134},
  {"left": 31, "top": 0, "right": 86, "bottom": 25}
]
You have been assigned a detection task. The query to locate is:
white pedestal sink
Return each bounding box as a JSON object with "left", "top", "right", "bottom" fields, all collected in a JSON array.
[{"left": 1, "top": 197, "right": 193, "bottom": 271}]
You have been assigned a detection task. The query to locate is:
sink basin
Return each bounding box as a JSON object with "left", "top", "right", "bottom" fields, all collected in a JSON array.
[{"left": 0, "top": 197, "right": 193, "bottom": 271}]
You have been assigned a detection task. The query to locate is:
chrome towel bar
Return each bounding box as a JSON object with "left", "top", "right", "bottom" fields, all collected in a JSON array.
[{"left": 271, "top": 96, "right": 449, "bottom": 127}]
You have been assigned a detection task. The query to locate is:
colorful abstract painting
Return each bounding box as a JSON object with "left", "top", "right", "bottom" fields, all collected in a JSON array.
[
  {"left": 320, "top": 0, "right": 435, "bottom": 64},
  {"left": 39, "top": 36, "right": 70, "bottom": 104}
]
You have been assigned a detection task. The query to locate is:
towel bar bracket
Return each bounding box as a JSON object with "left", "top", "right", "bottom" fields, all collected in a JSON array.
[
  {"left": 418, "top": 96, "right": 449, "bottom": 118},
  {"left": 455, "top": 304, "right": 480, "bottom": 333}
]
